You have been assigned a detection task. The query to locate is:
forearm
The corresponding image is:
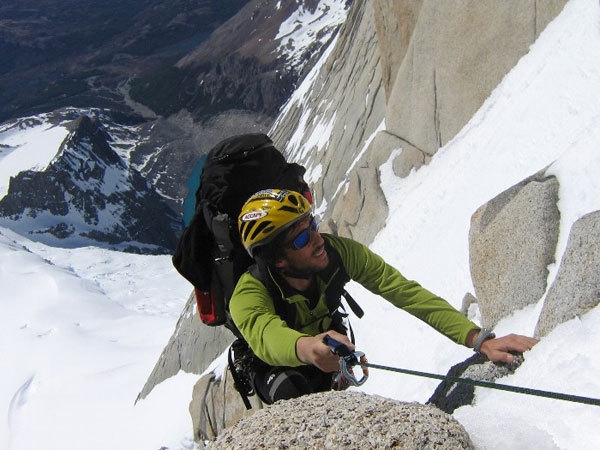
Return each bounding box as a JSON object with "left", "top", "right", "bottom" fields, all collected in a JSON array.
[
  {"left": 465, "top": 328, "right": 480, "bottom": 348},
  {"left": 332, "top": 236, "right": 477, "bottom": 345},
  {"left": 242, "top": 316, "right": 306, "bottom": 366}
]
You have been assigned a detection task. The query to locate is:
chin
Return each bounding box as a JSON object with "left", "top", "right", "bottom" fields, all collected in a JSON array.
[{"left": 316, "top": 248, "right": 329, "bottom": 268}]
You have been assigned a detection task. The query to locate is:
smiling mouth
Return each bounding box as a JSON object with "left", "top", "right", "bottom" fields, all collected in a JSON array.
[{"left": 314, "top": 245, "right": 327, "bottom": 259}]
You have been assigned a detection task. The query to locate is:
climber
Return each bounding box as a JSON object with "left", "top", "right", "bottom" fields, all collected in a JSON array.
[{"left": 230, "top": 189, "right": 538, "bottom": 404}]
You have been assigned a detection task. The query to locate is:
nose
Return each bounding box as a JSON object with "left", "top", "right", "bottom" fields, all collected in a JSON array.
[{"left": 310, "top": 227, "right": 323, "bottom": 247}]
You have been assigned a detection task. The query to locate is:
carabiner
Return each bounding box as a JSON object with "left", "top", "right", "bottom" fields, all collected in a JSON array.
[
  {"left": 339, "top": 351, "right": 369, "bottom": 386},
  {"left": 323, "top": 335, "right": 369, "bottom": 387}
]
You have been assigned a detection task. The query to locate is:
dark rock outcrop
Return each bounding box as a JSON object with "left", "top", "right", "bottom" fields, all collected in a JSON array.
[{"left": 428, "top": 354, "right": 524, "bottom": 414}]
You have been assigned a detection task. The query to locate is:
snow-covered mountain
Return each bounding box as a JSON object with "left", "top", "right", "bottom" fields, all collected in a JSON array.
[
  {"left": 0, "top": 1, "right": 353, "bottom": 253},
  {"left": 0, "top": 109, "right": 180, "bottom": 253}
]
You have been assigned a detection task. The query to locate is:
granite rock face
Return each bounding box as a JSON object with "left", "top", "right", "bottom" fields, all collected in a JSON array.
[
  {"left": 382, "top": 0, "right": 567, "bottom": 158},
  {"left": 136, "top": 291, "right": 234, "bottom": 402},
  {"left": 536, "top": 210, "right": 600, "bottom": 337},
  {"left": 469, "top": 171, "right": 560, "bottom": 328},
  {"left": 270, "top": 0, "right": 567, "bottom": 245},
  {"left": 207, "top": 390, "right": 474, "bottom": 450}
]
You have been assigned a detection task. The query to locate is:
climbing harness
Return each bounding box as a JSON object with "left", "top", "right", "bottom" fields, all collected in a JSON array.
[{"left": 323, "top": 335, "right": 600, "bottom": 407}]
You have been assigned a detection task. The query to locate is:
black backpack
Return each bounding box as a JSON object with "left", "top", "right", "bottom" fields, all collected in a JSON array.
[
  {"left": 172, "top": 133, "right": 311, "bottom": 336},
  {"left": 172, "top": 133, "right": 364, "bottom": 409}
]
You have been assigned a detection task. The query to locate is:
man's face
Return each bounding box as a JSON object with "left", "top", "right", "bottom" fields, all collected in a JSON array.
[{"left": 276, "top": 216, "right": 329, "bottom": 274}]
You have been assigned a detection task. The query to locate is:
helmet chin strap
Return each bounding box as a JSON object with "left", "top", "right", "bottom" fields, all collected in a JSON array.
[{"left": 279, "top": 268, "right": 315, "bottom": 280}]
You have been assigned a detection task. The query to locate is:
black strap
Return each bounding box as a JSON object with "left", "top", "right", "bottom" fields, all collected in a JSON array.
[
  {"left": 342, "top": 290, "right": 364, "bottom": 318},
  {"left": 321, "top": 240, "right": 363, "bottom": 319},
  {"left": 249, "top": 261, "right": 293, "bottom": 325},
  {"left": 205, "top": 208, "right": 234, "bottom": 261},
  {"left": 227, "top": 345, "right": 252, "bottom": 410}
]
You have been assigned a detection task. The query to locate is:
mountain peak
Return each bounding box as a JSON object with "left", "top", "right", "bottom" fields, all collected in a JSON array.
[{"left": 0, "top": 112, "right": 180, "bottom": 253}]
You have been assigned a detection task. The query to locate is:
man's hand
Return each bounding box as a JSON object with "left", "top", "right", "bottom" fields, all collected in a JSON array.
[
  {"left": 468, "top": 329, "right": 539, "bottom": 363},
  {"left": 296, "top": 330, "right": 354, "bottom": 372}
]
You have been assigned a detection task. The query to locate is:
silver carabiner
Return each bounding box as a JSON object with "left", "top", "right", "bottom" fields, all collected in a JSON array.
[
  {"left": 339, "top": 351, "right": 369, "bottom": 386},
  {"left": 323, "top": 335, "right": 369, "bottom": 387}
]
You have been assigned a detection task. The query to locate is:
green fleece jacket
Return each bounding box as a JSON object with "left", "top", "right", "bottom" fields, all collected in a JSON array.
[{"left": 229, "top": 234, "right": 477, "bottom": 367}]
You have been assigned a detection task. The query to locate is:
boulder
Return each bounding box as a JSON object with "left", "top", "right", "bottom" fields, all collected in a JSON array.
[
  {"left": 207, "top": 390, "right": 474, "bottom": 449},
  {"left": 469, "top": 172, "right": 560, "bottom": 328},
  {"left": 190, "top": 368, "right": 263, "bottom": 443},
  {"left": 536, "top": 210, "right": 600, "bottom": 337}
]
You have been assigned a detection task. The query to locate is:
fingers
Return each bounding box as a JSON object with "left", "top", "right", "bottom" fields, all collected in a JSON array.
[
  {"left": 494, "top": 350, "right": 517, "bottom": 364},
  {"left": 296, "top": 334, "right": 343, "bottom": 372},
  {"left": 499, "top": 334, "right": 539, "bottom": 352},
  {"left": 479, "top": 334, "right": 539, "bottom": 363},
  {"left": 320, "top": 330, "right": 355, "bottom": 350}
]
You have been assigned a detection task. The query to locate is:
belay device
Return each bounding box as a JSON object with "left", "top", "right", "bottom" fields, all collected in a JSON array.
[{"left": 324, "top": 335, "right": 369, "bottom": 387}]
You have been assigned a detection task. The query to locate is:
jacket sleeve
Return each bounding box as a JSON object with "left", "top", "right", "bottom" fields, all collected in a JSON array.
[
  {"left": 326, "top": 235, "right": 478, "bottom": 346},
  {"left": 229, "top": 272, "right": 307, "bottom": 367}
]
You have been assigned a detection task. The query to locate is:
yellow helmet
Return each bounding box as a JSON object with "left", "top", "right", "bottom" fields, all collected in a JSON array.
[{"left": 238, "top": 189, "right": 312, "bottom": 257}]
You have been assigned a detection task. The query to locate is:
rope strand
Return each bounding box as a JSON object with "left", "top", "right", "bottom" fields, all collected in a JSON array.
[{"left": 363, "top": 362, "right": 600, "bottom": 406}]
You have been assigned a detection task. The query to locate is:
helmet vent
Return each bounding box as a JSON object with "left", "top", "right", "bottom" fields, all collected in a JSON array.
[{"left": 250, "top": 220, "right": 274, "bottom": 241}]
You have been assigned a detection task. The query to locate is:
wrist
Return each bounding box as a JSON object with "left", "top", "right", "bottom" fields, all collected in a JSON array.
[
  {"left": 295, "top": 335, "right": 314, "bottom": 365},
  {"left": 473, "top": 328, "right": 496, "bottom": 354}
]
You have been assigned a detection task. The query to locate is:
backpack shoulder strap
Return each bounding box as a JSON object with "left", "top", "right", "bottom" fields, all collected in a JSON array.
[
  {"left": 248, "top": 262, "right": 295, "bottom": 326},
  {"left": 321, "top": 239, "right": 364, "bottom": 319},
  {"left": 202, "top": 204, "right": 234, "bottom": 262}
]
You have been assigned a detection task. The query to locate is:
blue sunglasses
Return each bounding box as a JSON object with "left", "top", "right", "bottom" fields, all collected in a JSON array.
[{"left": 288, "top": 217, "right": 318, "bottom": 250}]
